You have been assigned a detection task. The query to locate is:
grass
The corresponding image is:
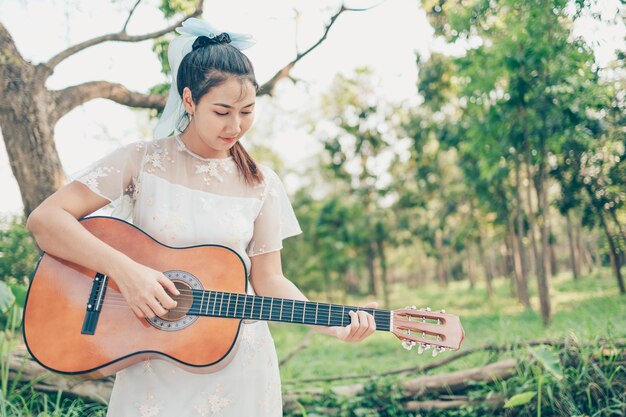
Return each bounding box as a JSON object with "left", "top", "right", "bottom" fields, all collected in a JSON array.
[
  {"left": 0, "top": 268, "right": 622, "bottom": 415},
  {"left": 271, "top": 268, "right": 626, "bottom": 388}
]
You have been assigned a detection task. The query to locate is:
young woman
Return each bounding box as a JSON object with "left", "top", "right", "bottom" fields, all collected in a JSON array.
[{"left": 26, "top": 18, "right": 376, "bottom": 416}]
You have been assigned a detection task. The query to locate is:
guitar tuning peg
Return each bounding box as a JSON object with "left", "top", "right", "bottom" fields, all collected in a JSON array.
[
  {"left": 438, "top": 309, "right": 445, "bottom": 314},
  {"left": 402, "top": 340, "right": 416, "bottom": 351},
  {"left": 425, "top": 307, "right": 431, "bottom": 312},
  {"left": 417, "top": 343, "right": 425, "bottom": 355},
  {"left": 432, "top": 346, "right": 446, "bottom": 357},
  {"left": 411, "top": 305, "right": 417, "bottom": 309}
]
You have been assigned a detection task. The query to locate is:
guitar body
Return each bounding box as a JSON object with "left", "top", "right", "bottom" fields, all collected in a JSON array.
[{"left": 23, "top": 216, "right": 247, "bottom": 379}]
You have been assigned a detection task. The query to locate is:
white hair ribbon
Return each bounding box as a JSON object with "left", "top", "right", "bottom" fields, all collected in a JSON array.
[{"left": 153, "top": 18, "right": 256, "bottom": 140}]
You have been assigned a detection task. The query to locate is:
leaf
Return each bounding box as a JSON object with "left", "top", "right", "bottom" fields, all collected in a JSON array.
[
  {"left": 527, "top": 345, "right": 564, "bottom": 381},
  {"left": 0, "top": 281, "right": 16, "bottom": 314},
  {"left": 8, "top": 283, "right": 27, "bottom": 308},
  {"left": 504, "top": 391, "right": 537, "bottom": 408}
]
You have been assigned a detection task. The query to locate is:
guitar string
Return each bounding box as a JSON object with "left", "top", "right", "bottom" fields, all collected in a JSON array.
[
  {"left": 97, "top": 289, "right": 437, "bottom": 318},
  {"left": 93, "top": 297, "right": 392, "bottom": 318},
  {"left": 88, "top": 303, "right": 394, "bottom": 331},
  {"left": 94, "top": 304, "right": 392, "bottom": 326},
  {"left": 96, "top": 300, "right": 390, "bottom": 321},
  {"left": 99, "top": 290, "right": 400, "bottom": 315},
  {"left": 88, "top": 289, "right": 409, "bottom": 329},
  {"left": 99, "top": 291, "right": 393, "bottom": 314},
  {"left": 92, "top": 300, "right": 396, "bottom": 329},
  {"left": 98, "top": 298, "right": 393, "bottom": 321}
]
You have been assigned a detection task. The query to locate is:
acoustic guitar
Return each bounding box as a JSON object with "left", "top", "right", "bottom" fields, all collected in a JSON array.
[{"left": 23, "top": 216, "right": 465, "bottom": 379}]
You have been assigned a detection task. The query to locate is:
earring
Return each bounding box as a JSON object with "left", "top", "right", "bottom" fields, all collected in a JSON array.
[{"left": 188, "top": 112, "right": 193, "bottom": 121}]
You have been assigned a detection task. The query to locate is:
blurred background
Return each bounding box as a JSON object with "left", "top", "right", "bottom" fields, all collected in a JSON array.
[{"left": 0, "top": 0, "right": 625, "bottom": 416}]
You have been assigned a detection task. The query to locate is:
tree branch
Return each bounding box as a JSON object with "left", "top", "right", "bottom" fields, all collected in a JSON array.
[
  {"left": 122, "top": 0, "right": 144, "bottom": 33},
  {"left": 51, "top": 81, "right": 166, "bottom": 123},
  {"left": 257, "top": 2, "right": 383, "bottom": 96},
  {"left": 43, "top": 0, "right": 205, "bottom": 73}
]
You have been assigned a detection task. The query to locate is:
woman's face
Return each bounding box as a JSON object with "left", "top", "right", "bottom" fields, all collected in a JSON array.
[{"left": 181, "top": 77, "right": 256, "bottom": 159}]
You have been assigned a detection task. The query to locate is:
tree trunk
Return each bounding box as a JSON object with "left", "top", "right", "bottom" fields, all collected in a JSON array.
[
  {"left": 566, "top": 211, "right": 580, "bottom": 280},
  {"left": 435, "top": 229, "right": 447, "bottom": 287},
  {"left": 597, "top": 209, "right": 626, "bottom": 294},
  {"left": 609, "top": 209, "right": 626, "bottom": 243},
  {"left": 577, "top": 220, "right": 594, "bottom": 274},
  {"left": 442, "top": 246, "right": 452, "bottom": 284},
  {"left": 526, "top": 139, "right": 551, "bottom": 325},
  {"left": 549, "top": 227, "right": 558, "bottom": 277},
  {"left": 375, "top": 238, "right": 390, "bottom": 308},
  {"left": 524, "top": 158, "right": 540, "bottom": 280},
  {"left": 587, "top": 239, "right": 601, "bottom": 273},
  {"left": 508, "top": 219, "right": 530, "bottom": 307},
  {"left": 0, "top": 28, "right": 67, "bottom": 217},
  {"left": 466, "top": 242, "right": 476, "bottom": 289},
  {"left": 514, "top": 153, "right": 530, "bottom": 285},
  {"left": 366, "top": 241, "right": 378, "bottom": 296},
  {"left": 476, "top": 235, "right": 494, "bottom": 298}
]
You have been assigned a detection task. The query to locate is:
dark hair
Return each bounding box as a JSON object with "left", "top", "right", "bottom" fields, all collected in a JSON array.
[{"left": 176, "top": 35, "right": 263, "bottom": 185}]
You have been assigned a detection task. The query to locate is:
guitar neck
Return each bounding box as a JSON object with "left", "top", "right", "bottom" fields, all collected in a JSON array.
[{"left": 187, "top": 290, "right": 392, "bottom": 331}]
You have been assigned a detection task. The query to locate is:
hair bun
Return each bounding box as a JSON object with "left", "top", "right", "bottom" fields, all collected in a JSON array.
[{"left": 192, "top": 33, "right": 232, "bottom": 51}]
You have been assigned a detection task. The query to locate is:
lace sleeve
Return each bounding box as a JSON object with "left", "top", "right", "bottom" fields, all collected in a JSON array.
[
  {"left": 68, "top": 141, "right": 147, "bottom": 220},
  {"left": 246, "top": 167, "right": 302, "bottom": 257}
]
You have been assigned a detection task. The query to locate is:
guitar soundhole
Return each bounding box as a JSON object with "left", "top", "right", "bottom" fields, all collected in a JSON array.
[
  {"left": 161, "top": 281, "right": 192, "bottom": 321},
  {"left": 146, "top": 270, "right": 201, "bottom": 332}
]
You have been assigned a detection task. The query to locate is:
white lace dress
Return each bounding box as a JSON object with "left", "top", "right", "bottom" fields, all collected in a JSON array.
[{"left": 71, "top": 134, "right": 302, "bottom": 417}]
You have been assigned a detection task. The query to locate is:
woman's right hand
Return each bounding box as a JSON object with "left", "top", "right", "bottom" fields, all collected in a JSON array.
[{"left": 112, "top": 260, "right": 180, "bottom": 319}]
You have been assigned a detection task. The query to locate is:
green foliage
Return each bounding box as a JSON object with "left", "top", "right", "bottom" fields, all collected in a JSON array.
[
  {"left": 0, "top": 217, "right": 39, "bottom": 286},
  {"left": 159, "top": 0, "right": 197, "bottom": 18},
  {"left": 285, "top": 377, "right": 410, "bottom": 417},
  {"left": 0, "top": 283, "right": 15, "bottom": 316},
  {"left": 504, "top": 391, "right": 536, "bottom": 408},
  {"left": 284, "top": 336, "right": 626, "bottom": 417}
]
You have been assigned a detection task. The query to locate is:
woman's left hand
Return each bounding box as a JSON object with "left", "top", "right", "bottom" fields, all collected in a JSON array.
[{"left": 330, "top": 301, "right": 378, "bottom": 343}]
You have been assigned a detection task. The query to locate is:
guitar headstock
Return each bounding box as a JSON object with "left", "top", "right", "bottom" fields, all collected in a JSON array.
[{"left": 391, "top": 306, "right": 465, "bottom": 357}]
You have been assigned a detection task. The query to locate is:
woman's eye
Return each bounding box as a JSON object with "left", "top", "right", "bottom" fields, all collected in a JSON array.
[
  {"left": 215, "top": 112, "right": 228, "bottom": 116},
  {"left": 242, "top": 112, "right": 253, "bottom": 115}
]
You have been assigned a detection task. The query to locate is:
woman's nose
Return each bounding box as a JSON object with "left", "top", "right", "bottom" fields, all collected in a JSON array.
[{"left": 225, "top": 116, "right": 242, "bottom": 136}]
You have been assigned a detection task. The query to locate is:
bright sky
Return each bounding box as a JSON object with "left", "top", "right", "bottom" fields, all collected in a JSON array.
[{"left": 0, "top": 0, "right": 624, "bottom": 216}]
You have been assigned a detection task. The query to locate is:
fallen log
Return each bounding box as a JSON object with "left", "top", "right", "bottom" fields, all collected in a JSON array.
[
  {"left": 404, "top": 395, "right": 504, "bottom": 411},
  {"left": 8, "top": 345, "right": 113, "bottom": 404},
  {"left": 402, "top": 358, "right": 517, "bottom": 396},
  {"left": 284, "top": 337, "right": 626, "bottom": 385},
  {"left": 284, "top": 358, "right": 518, "bottom": 409}
]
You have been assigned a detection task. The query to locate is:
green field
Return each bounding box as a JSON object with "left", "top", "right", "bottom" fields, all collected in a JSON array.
[{"left": 271, "top": 269, "right": 626, "bottom": 388}]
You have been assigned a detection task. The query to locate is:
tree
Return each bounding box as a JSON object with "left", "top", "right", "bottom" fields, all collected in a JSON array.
[
  {"left": 416, "top": 0, "right": 625, "bottom": 323},
  {"left": 0, "top": 0, "right": 373, "bottom": 217},
  {"left": 312, "top": 68, "right": 402, "bottom": 305}
]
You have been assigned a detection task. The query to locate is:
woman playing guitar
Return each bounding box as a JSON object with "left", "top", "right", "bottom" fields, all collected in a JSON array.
[{"left": 26, "top": 17, "right": 377, "bottom": 417}]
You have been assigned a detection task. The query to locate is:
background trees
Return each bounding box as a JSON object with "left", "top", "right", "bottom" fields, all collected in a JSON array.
[{"left": 1, "top": 0, "right": 624, "bottom": 326}]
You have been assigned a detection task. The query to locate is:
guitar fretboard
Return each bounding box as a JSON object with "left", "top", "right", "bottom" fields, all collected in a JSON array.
[{"left": 187, "top": 290, "right": 391, "bottom": 331}]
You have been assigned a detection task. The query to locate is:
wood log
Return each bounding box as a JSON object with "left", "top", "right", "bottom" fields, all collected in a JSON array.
[
  {"left": 405, "top": 395, "right": 504, "bottom": 411},
  {"left": 285, "top": 358, "right": 518, "bottom": 401},
  {"left": 8, "top": 345, "right": 113, "bottom": 404},
  {"left": 402, "top": 358, "right": 517, "bottom": 396}
]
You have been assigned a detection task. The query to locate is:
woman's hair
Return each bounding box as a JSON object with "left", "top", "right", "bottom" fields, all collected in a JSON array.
[{"left": 176, "top": 35, "right": 263, "bottom": 185}]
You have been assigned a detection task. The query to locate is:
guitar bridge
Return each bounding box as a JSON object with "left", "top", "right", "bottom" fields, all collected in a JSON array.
[{"left": 81, "top": 273, "right": 109, "bottom": 335}]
